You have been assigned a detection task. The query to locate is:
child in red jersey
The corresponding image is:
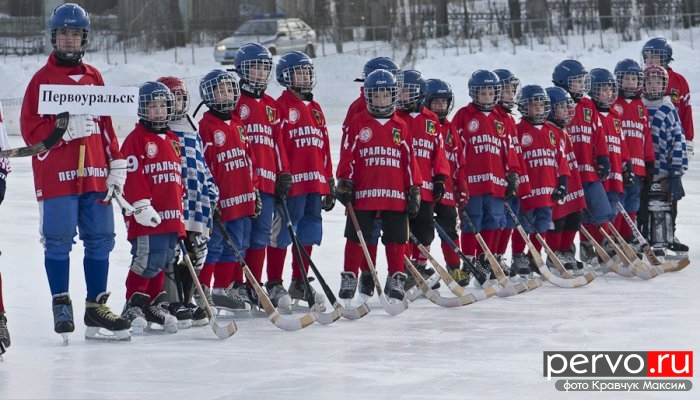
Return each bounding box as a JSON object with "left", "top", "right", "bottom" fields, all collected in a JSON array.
[
  {"left": 336, "top": 69, "right": 422, "bottom": 302},
  {"left": 120, "top": 82, "right": 184, "bottom": 334}
]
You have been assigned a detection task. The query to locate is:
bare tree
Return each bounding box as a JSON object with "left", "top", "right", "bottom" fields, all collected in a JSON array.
[
  {"left": 508, "top": 0, "right": 522, "bottom": 42},
  {"left": 598, "top": 0, "right": 612, "bottom": 30}
]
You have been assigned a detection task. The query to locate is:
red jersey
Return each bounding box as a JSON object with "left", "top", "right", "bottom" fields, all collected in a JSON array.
[
  {"left": 396, "top": 108, "right": 450, "bottom": 202},
  {"left": 452, "top": 104, "right": 520, "bottom": 198},
  {"left": 517, "top": 120, "right": 570, "bottom": 210},
  {"left": 551, "top": 125, "right": 587, "bottom": 220},
  {"left": 665, "top": 67, "right": 694, "bottom": 141},
  {"left": 276, "top": 90, "right": 333, "bottom": 196},
  {"left": 233, "top": 93, "right": 289, "bottom": 195},
  {"left": 437, "top": 118, "right": 467, "bottom": 207},
  {"left": 565, "top": 97, "right": 609, "bottom": 183},
  {"left": 611, "top": 98, "right": 655, "bottom": 176},
  {"left": 121, "top": 124, "right": 185, "bottom": 240},
  {"left": 598, "top": 109, "right": 629, "bottom": 195},
  {"left": 494, "top": 106, "right": 532, "bottom": 197},
  {"left": 337, "top": 109, "right": 421, "bottom": 212},
  {"left": 199, "top": 112, "right": 257, "bottom": 222},
  {"left": 20, "top": 54, "right": 123, "bottom": 200}
]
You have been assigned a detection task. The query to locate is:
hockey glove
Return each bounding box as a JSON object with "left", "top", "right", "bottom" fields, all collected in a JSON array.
[
  {"left": 252, "top": 188, "right": 262, "bottom": 218},
  {"left": 669, "top": 170, "right": 685, "bottom": 201},
  {"left": 551, "top": 175, "right": 568, "bottom": 202},
  {"left": 103, "top": 159, "right": 127, "bottom": 202},
  {"left": 274, "top": 172, "right": 293, "bottom": 200},
  {"left": 184, "top": 231, "right": 208, "bottom": 270},
  {"left": 0, "top": 167, "right": 6, "bottom": 206},
  {"left": 687, "top": 140, "right": 694, "bottom": 159},
  {"left": 596, "top": 155, "right": 611, "bottom": 180},
  {"left": 63, "top": 114, "right": 97, "bottom": 142},
  {"left": 432, "top": 175, "right": 446, "bottom": 202},
  {"left": 335, "top": 179, "right": 355, "bottom": 206},
  {"left": 504, "top": 172, "right": 519, "bottom": 200},
  {"left": 643, "top": 161, "right": 655, "bottom": 192},
  {"left": 622, "top": 163, "right": 635, "bottom": 188},
  {"left": 321, "top": 177, "right": 336, "bottom": 212},
  {"left": 456, "top": 179, "right": 469, "bottom": 207},
  {"left": 133, "top": 199, "right": 162, "bottom": 227},
  {"left": 406, "top": 186, "right": 421, "bottom": 219}
]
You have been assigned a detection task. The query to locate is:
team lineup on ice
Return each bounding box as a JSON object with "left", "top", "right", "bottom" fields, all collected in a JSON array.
[{"left": 0, "top": 3, "right": 698, "bottom": 400}]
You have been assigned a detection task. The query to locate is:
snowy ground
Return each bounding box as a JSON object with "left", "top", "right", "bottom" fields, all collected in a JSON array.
[{"left": 0, "top": 32, "right": 699, "bottom": 399}]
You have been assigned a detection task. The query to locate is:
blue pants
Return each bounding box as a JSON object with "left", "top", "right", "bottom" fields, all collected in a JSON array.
[
  {"left": 607, "top": 191, "right": 621, "bottom": 222},
  {"left": 520, "top": 206, "right": 553, "bottom": 234},
  {"left": 620, "top": 176, "right": 642, "bottom": 213},
  {"left": 207, "top": 217, "right": 252, "bottom": 263},
  {"left": 461, "top": 194, "right": 506, "bottom": 233},
  {"left": 270, "top": 194, "right": 323, "bottom": 248},
  {"left": 504, "top": 197, "right": 520, "bottom": 229},
  {"left": 129, "top": 233, "right": 179, "bottom": 278},
  {"left": 249, "top": 192, "right": 274, "bottom": 249},
  {"left": 582, "top": 181, "right": 612, "bottom": 224}
]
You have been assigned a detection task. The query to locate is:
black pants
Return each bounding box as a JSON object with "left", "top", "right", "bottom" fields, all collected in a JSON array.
[{"left": 344, "top": 209, "right": 408, "bottom": 244}]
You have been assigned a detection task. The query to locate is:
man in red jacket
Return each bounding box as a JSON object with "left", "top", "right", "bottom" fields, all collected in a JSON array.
[{"left": 20, "top": 3, "right": 130, "bottom": 342}]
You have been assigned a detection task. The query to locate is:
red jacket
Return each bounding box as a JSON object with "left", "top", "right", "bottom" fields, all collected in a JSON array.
[
  {"left": 611, "top": 98, "right": 655, "bottom": 176},
  {"left": 665, "top": 67, "right": 693, "bottom": 141},
  {"left": 276, "top": 90, "right": 332, "bottom": 196},
  {"left": 436, "top": 118, "right": 467, "bottom": 207},
  {"left": 551, "top": 125, "right": 587, "bottom": 220},
  {"left": 199, "top": 112, "right": 257, "bottom": 221},
  {"left": 20, "top": 54, "right": 122, "bottom": 200},
  {"left": 566, "top": 97, "right": 609, "bottom": 183},
  {"left": 337, "top": 109, "right": 421, "bottom": 212},
  {"left": 121, "top": 124, "right": 185, "bottom": 240},
  {"left": 599, "top": 108, "right": 629, "bottom": 195},
  {"left": 494, "top": 106, "right": 531, "bottom": 197}
]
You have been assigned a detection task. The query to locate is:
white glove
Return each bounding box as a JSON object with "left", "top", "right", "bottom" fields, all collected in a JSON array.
[
  {"left": 63, "top": 114, "right": 97, "bottom": 142},
  {"left": 133, "top": 199, "right": 162, "bottom": 227},
  {"left": 104, "top": 159, "right": 127, "bottom": 201},
  {"left": 686, "top": 140, "right": 694, "bottom": 159}
]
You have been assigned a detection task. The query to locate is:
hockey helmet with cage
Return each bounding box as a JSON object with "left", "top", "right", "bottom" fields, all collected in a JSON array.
[
  {"left": 545, "top": 86, "right": 575, "bottom": 128},
  {"left": 156, "top": 76, "right": 189, "bottom": 120},
  {"left": 397, "top": 69, "right": 425, "bottom": 111},
  {"left": 517, "top": 85, "right": 551, "bottom": 125},
  {"left": 468, "top": 70, "right": 501, "bottom": 112},
  {"left": 641, "top": 37, "right": 673, "bottom": 67},
  {"left": 551, "top": 59, "right": 590, "bottom": 100},
  {"left": 589, "top": 68, "right": 618, "bottom": 110},
  {"left": 614, "top": 59, "right": 644, "bottom": 99},
  {"left": 364, "top": 69, "right": 399, "bottom": 117},
  {"left": 493, "top": 69, "right": 520, "bottom": 111},
  {"left": 199, "top": 69, "right": 240, "bottom": 113},
  {"left": 138, "top": 81, "right": 174, "bottom": 130},
  {"left": 642, "top": 64, "right": 669, "bottom": 101},
  {"left": 233, "top": 43, "right": 273, "bottom": 91},
  {"left": 423, "top": 78, "right": 454, "bottom": 119},
  {"left": 276, "top": 51, "right": 316, "bottom": 94},
  {"left": 48, "top": 3, "right": 90, "bottom": 62}
]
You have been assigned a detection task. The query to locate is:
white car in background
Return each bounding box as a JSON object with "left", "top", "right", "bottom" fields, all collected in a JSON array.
[{"left": 214, "top": 17, "right": 317, "bottom": 64}]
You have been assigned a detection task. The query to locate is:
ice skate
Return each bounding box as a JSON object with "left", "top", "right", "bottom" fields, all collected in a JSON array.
[
  {"left": 338, "top": 272, "right": 358, "bottom": 308},
  {"left": 384, "top": 271, "right": 407, "bottom": 302},
  {"left": 193, "top": 285, "right": 217, "bottom": 316},
  {"left": 52, "top": 293, "right": 74, "bottom": 345},
  {"left": 265, "top": 280, "right": 292, "bottom": 314},
  {"left": 84, "top": 292, "right": 131, "bottom": 341},
  {"left": 358, "top": 269, "right": 375, "bottom": 300},
  {"left": 164, "top": 302, "right": 193, "bottom": 329},
  {"left": 288, "top": 278, "right": 326, "bottom": 312},
  {"left": 122, "top": 293, "right": 149, "bottom": 335},
  {"left": 142, "top": 292, "right": 178, "bottom": 333},
  {"left": 511, "top": 253, "right": 532, "bottom": 279},
  {"left": 0, "top": 312, "right": 10, "bottom": 357},
  {"left": 665, "top": 236, "right": 688, "bottom": 259},
  {"left": 185, "top": 302, "right": 208, "bottom": 326},
  {"left": 448, "top": 265, "right": 471, "bottom": 287},
  {"left": 212, "top": 283, "right": 250, "bottom": 317}
]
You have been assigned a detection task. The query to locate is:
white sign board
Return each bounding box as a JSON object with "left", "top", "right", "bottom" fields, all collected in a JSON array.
[{"left": 38, "top": 84, "right": 139, "bottom": 116}]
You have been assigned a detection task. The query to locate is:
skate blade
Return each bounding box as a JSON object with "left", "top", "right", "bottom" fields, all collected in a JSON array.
[
  {"left": 176, "top": 320, "right": 193, "bottom": 329},
  {"left": 191, "top": 318, "right": 209, "bottom": 327},
  {"left": 291, "top": 298, "right": 328, "bottom": 313},
  {"left": 145, "top": 321, "right": 178, "bottom": 334},
  {"left": 60, "top": 332, "right": 70, "bottom": 346},
  {"left": 85, "top": 327, "right": 131, "bottom": 342}
]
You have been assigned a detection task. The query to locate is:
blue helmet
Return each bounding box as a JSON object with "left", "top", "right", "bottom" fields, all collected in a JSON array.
[
  {"left": 552, "top": 59, "right": 590, "bottom": 99},
  {"left": 397, "top": 69, "right": 424, "bottom": 110},
  {"left": 493, "top": 69, "right": 520, "bottom": 110},
  {"left": 423, "top": 78, "right": 454, "bottom": 119},
  {"left": 199, "top": 69, "right": 240, "bottom": 113},
  {"left": 589, "top": 68, "right": 618, "bottom": 109},
  {"left": 545, "top": 87, "right": 575, "bottom": 128},
  {"left": 233, "top": 43, "right": 273, "bottom": 90},
  {"left": 138, "top": 81, "right": 174, "bottom": 130},
  {"left": 363, "top": 69, "right": 399, "bottom": 117},
  {"left": 517, "top": 85, "right": 550, "bottom": 125},
  {"left": 276, "top": 51, "right": 315, "bottom": 94},
  {"left": 614, "top": 59, "right": 643, "bottom": 98},
  {"left": 641, "top": 37, "right": 673, "bottom": 67},
  {"left": 48, "top": 3, "right": 90, "bottom": 61},
  {"left": 468, "top": 70, "right": 501, "bottom": 111},
  {"left": 361, "top": 56, "right": 403, "bottom": 87}
]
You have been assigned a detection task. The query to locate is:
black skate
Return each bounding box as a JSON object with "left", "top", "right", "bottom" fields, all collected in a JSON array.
[
  {"left": 448, "top": 265, "right": 470, "bottom": 287},
  {"left": 666, "top": 236, "right": 689, "bottom": 258},
  {"left": 384, "top": 272, "right": 407, "bottom": 301},
  {"left": 52, "top": 293, "right": 74, "bottom": 345},
  {"left": 338, "top": 272, "right": 358, "bottom": 302},
  {"left": 164, "top": 302, "right": 193, "bottom": 329},
  {"left": 358, "top": 269, "right": 375, "bottom": 298},
  {"left": 212, "top": 283, "right": 251, "bottom": 317},
  {"left": 121, "top": 293, "right": 149, "bottom": 335},
  {"left": 511, "top": 253, "right": 532, "bottom": 278},
  {"left": 0, "top": 312, "right": 10, "bottom": 355},
  {"left": 415, "top": 262, "right": 440, "bottom": 289},
  {"left": 142, "top": 293, "right": 178, "bottom": 333},
  {"left": 288, "top": 278, "right": 326, "bottom": 312},
  {"left": 193, "top": 285, "right": 218, "bottom": 316},
  {"left": 185, "top": 302, "right": 208, "bottom": 326},
  {"left": 265, "top": 280, "right": 292, "bottom": 314},
  {"left": 84, "top": 292, "right": 131, "bottom": 341}
]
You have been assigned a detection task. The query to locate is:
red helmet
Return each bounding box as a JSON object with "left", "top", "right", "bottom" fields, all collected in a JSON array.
[
  {"left": 642, "top": 65, "right": 668, "bottom": 101},
  {"left": 156, "top": 76, "right": 189, "bottom": 119}
]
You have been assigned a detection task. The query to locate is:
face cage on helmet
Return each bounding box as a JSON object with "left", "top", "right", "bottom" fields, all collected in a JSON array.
[
  {"left": 201, "top": 78, "right": 240, "bottom": 113},
  {"left": 239, "top": 59, "right": 272, "bottom": 90},
  {"left": 566, "top": 74, "right": 591, "bottom": 99},
  {"left": 396, "top": 83, "right": 422, "bottom": 109},
  {"left": 427, "top": 95, "right": 454, "bottom": 118},
  {"left": 282, "top": 65, "right": 316, "bottom": 93},
  {"left": 549, "top": 98, "right": 576, "bottom": 127},
  {"left": 170, "top": 91, "right": 189, "bottom": 120},
  {"left": 642, "top": 72, "right": 668, "bottom": 101},
  {"left": 365, "top": 86, "right": 399, "bottom": 117},
  {"left": 591, "top": 82, "right": 619, "bottom": 109},
  {"left": 520, "top": 97, "right": 551, "bottom": 125},
  {"left": 51, "top": 28, "right": 88, "bottom": 60},
  {"left": 615, "top": 71, "right": 644, "bottom": 99},
  {"left": 641, "top": 48, "right": 670, "bottom": 67},
  {"left": 499, "top": 81, "right": 520, "bottom": 110},
  {"left": 469, "top": 85, "right": 502, "bottom": 111},
  {"left": 138, "top": 92, "right": 174, "bottom": 130}
]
